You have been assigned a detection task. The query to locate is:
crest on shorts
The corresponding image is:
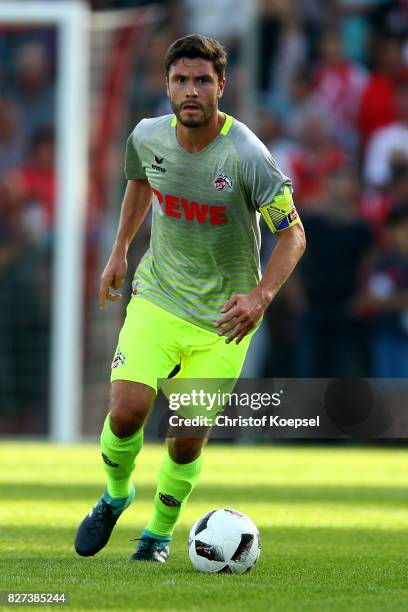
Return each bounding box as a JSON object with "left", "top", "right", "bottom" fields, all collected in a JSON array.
[
  {"left": 213, "top": 171, "right": 233, "bottom": 192},
  {"left": 111, "top": 348, "right": 125, "bottom": 369}
]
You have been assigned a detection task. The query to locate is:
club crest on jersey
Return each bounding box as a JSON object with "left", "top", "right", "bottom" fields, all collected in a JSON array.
[{"left": 213, "top": 171, "right": 233, "bottom": 192}]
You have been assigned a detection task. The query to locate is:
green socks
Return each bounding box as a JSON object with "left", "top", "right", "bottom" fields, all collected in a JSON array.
[
  {"left": 100, "top": 414, "right": 203, "bottom": 538},
  {"left": 145, "top": 453, "right": 203, "bottom": 538},
  {"left": 100, "top": 414, "right": 143, "bottom": 499}
]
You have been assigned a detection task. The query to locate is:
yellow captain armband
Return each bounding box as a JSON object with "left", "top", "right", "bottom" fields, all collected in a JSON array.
[{"left": 259, "top": 185, "right": 300, "bottom": 233}]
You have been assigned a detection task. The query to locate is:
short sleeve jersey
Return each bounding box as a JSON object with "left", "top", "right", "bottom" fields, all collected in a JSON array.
[{"left": 125, "top": 113, "right": 298, "bottom": 332}]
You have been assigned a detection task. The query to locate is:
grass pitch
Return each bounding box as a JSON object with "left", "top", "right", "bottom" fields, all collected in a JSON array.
[{"left": 1, "top": 442, "right": 408, "bottom": 611}]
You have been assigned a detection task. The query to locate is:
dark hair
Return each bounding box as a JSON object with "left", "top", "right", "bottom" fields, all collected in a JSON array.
[{"left": 164, "top": 34, "right": 227, "bottom": 82}]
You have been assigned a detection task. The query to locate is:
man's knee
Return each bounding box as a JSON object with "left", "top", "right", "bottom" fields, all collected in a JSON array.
[
  {"left": 109, "top": 381, "right": 154, "bottom": 437},
  {"left": 168, "top": 436, "right": 207, "bottom": 464}
]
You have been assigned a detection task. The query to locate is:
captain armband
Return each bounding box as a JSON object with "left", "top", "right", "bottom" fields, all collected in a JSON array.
[{"left": 259, "top": 185, "right": 300, "bottom": 233}]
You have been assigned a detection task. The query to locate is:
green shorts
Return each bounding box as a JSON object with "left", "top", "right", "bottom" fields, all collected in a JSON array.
[{"left": 110, "top": 297, "right": 253, "bottom": 403}]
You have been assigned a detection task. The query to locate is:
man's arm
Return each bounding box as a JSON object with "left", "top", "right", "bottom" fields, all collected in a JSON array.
[
  {"left": 215, "top": 221, "right": 306, "bottom": 344},
  {"left": 99, "top": 179, "right": 152, "bottom": 308}
]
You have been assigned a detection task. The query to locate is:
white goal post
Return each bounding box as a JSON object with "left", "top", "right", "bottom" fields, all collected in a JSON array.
[{"left": 0, "top": 1, "right": 90, "bottom": 442}]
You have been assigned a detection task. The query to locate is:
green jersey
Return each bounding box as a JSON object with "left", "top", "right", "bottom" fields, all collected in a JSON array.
[{"left": 125, "top": 113, "right": 298, "bottom": 332}]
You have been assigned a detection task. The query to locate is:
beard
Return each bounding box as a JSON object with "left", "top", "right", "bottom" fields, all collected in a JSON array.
[{"left": 171, "top": 99, "right": 216, "bottom": 128}]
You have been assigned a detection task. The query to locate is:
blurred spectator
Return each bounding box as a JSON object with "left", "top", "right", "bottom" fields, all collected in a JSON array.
[
  {"left": 364, "top": 84, "right": 408, "bottom": 186},
  {"left": 11, "top": 42, "right": 55, "bottom": 146},
  {"left": 295, "top": 166, "right": 374, "bottom": 376},
  {"left": 260, "top": 266, "right": 305, "bottom": 378},
  {"left": 370, "top": 0, "right": 408, "bottom": 41},
  {"left": 0, "top": 172, "right": 46, "bottom": 431},
  {"left": 18, "top": 127, "right": 56, "bottom": 236},
  {"left": 284, "top": 66, "right": 330, "bottom": 140},
  {"left": 295, "top": 0, "right": 336, "bottom": 61},
  {"left": 360, "top": 161, "right": 408, "bottom": 234},
  {"left": 390, "top": 162, "right": 408, "bottom": 213},
  {"left": 0, "top": 172, "right": 25, "bottom": 260},
  {"left": 258, "top": 0, "right": 307, "bottom": 108},
  {"left": 90, "top": 0, "right": 183, "bottom": 38},
  {"left": 357, "top": 34, "right": 408, "bottom": 148},
  {"left": 130, "top": 33, "right": 172, "bottom": 119},
  {"left": 256, "top": 109, "right": 295, "bottom": 176},
  {"left": 360, "top": 184, "right": 393, "bottom": 230},
  {"left": 288, "top": 110, "right": 348, "bottom": 209},
  {"left": 184, "top": 0, "right": 248, "bottom": 60},
  {"left": 0, "top": 172, "right": 25, "bottom": 418},
  {"left": 312, "top": 27, "right": 368, "bottom": 153},
  {"left": 0, "top": 98, "right": 25, "bottom": 171},
  {"left": 264, "top": 0, "right": 307, "bottom": 112},
  {"left": 355, "top": 208, "right": 408, "bottom": 376},
  {"left": 335, "top": 0, "right": 378, "bottom": 64}
]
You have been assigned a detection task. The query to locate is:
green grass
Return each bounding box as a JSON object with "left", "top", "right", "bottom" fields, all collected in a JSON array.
[{"left": 1, "top": 443, "right": 408, "bottom": 611}]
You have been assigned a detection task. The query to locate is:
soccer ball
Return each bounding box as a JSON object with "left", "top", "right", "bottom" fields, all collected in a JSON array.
[{"left": 188, "top": 509, "right": 261, "bottom": 574}]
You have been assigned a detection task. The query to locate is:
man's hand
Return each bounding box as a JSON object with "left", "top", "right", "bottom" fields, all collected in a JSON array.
[
  {"left": 215, "top": 289, "right": 268, "bottom": 344},
  {"left": 99, "top": 250, "right": 128, "bottom": 309},
  {"left": 98, "top": 179, "right": 152, "bottom": 309},
  {"left": 215, "top": 222, "right": 306, "bottom": 345}
]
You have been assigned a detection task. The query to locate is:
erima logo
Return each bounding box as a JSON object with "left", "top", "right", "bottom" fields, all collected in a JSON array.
[
  {"left": 111, "top": 349, "right": 125, "bottom": 369},
  {"left": 152, "top": 154, "right": 166, "bottom": 173},
  {"left": 159, "top": 492, "right": 181, "bottom": 507},
  {"left": 102, "top": 452, "right": 119, "bottom": 468}
]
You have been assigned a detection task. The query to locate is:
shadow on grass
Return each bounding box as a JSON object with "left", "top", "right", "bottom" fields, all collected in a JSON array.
[
  {"left": 3, "top": 525, "right": 408, "bottom": 611},
  {"left": 3, "top": 524, "right": 408, "bottom": 560},
  {"left": 2, "top": 482, "right": 408, "bottom": 506},
  {"left": 2, "top": 521, "right": 408, "bottom": 603}
]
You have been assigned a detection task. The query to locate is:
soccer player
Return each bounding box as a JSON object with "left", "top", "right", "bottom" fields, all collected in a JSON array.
[{"left": 75, "top": 34, "right": 305, "bottom": 562}]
